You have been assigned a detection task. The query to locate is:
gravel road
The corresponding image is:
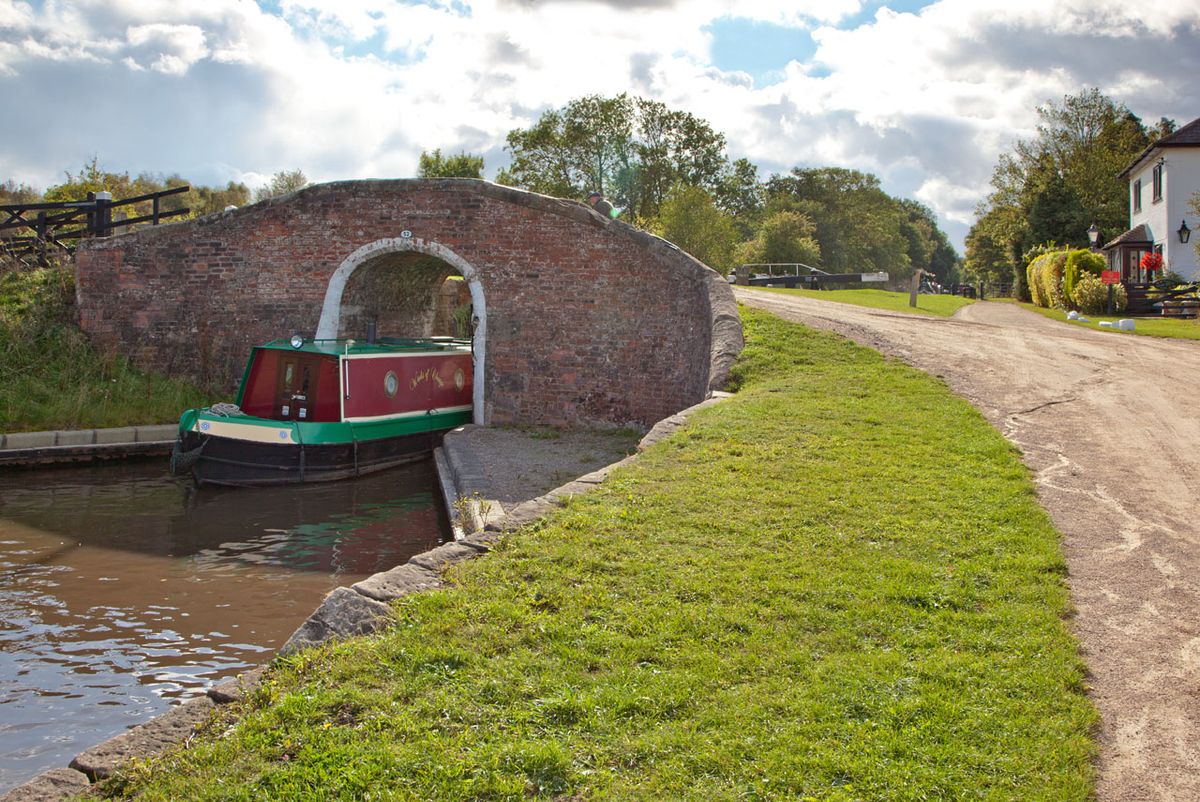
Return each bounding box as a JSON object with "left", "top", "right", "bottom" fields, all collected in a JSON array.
[{"left": 737, "top": 289, "right": 1200, "bottom": 802}]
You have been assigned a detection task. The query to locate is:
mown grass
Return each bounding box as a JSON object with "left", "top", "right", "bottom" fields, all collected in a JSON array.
[
  {"left": 100, "top": 307, "right": 1095, "bottom": 801},
  {"left": 0, "top": 265, "right": 217, "bottom": 432},
  {"left": 1018, "top": 301, "right": 1200, "bottom": 340},
  {"left": 745, "top": 286, "right": 976, "bottom": 317}
]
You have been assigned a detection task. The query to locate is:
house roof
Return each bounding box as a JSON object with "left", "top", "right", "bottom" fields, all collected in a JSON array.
[
  {"left": 1119, "top": 116, "right": 1200, "bottom": 179},
  {"left": 1102, "top": 223, "right": 1153, "bottom": 250}
]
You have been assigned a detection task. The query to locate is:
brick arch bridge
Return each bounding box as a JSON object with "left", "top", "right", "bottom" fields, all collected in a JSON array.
[{"left": 76, "top": 179, "right": 742, "bottom": 427}]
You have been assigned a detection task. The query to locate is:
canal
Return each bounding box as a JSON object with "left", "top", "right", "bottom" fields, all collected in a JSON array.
[{"left": 0, "top": 458, "right": 448, "bottom": 793}]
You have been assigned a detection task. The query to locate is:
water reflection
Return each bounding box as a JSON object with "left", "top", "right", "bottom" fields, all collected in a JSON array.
[{"left": 0, "top": 459, "right": 447, "bottom": 792}]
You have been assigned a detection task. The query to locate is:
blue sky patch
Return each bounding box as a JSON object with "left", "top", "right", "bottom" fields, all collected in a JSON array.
[{"left": 706, "top": 17, "right": 817, "bottom": 87}]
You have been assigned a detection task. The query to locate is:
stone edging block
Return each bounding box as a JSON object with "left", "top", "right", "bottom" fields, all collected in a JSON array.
[
  {"left": 0, "top": 767, "right": 92, "bottom": 802},
  {"left": 278, "top": 587, "right": 394, "bottom": 658},
  {"left": 206, "top": 666, "right": 267, "bottom": 705},
  {"left": 69, "top": 696, "right": 216, "bottom": 780},
  {"left": 352, "top": 563, "right": 441, "bottom": 602}
]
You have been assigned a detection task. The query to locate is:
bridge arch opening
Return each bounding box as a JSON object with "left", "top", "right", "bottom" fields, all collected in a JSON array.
[{"left": 315, "top": 238, "right": 488, "bottom": 424}]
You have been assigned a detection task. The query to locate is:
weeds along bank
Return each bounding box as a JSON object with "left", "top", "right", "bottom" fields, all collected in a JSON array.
[
  {"left": 0, "top": 263, "right": 215, "bottom": 432},
  {"left": 96, "top": 308, "right": 1095, "bottom": 801}
]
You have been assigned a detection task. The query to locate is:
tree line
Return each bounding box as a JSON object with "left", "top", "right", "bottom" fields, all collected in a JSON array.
[
  {"left": 422, "top": 93, "right": 960, "bottom": 284},
  {"left": 964, "top": 88, "right": 1176, "bottom": 296},
  {"left": 5, "top": 94, "right": 962, "bottom": 284}
]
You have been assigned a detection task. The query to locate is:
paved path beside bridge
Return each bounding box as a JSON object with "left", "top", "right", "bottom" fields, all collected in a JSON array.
[{"left": 737, "top": 289, "right": 1200, "bottom": 802}]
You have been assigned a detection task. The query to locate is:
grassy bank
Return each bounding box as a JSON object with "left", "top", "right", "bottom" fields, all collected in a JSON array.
[
  {"left": 103, "top": 308, "right": 1095, "bottom": 801},
  {"left": 746, "top": 286, "right": 976, "bottom": 317},
  {"left": 0, "top": 266, "right": 216, "bottom": 432},
  {"left": 1018, "top": 301, "right": 1200, "bottom": 340}
]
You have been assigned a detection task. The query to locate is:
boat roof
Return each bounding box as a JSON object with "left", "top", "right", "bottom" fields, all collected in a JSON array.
[{"left": 257, "top": 337, "right": 471, "bottom": 357}]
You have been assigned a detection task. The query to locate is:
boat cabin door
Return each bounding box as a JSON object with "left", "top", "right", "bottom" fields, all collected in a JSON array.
[{"left": 275, "top": 355, "right": 321, "bottom": 421}]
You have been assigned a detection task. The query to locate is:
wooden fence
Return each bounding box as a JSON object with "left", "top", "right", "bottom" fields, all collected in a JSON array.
[{"left": 1, "top": 186, "right": 189, "bottom": 266}]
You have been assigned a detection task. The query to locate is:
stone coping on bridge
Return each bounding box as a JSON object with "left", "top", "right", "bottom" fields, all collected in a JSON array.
[
  {"left": 0, "top": 424, "right": 177, "bottom": 467},
  {"left": 0, "top": 395, "right": 731, "bottom": 801}
]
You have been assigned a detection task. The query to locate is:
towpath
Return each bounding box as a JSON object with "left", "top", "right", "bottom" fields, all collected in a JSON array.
[{"left": 737, "top": 289, "right": 1200, "bottom": 802}]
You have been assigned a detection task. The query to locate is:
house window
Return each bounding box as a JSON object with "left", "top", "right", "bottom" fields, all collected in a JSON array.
[
  {"left": 1152, "top": 162, "right": 1163, "bottom": 203},
  {"left": 1133, "top": 180, "right": 1142, "bottom": 213}
]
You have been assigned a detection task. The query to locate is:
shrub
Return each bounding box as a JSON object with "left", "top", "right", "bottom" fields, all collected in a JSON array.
[
  {"left": 1027, "top": 250, "right": 1069, "bottom": 309},
  {"left": 1027, "top": 260, "right": 1042, "bottom": 307},
  {"left": 1063, "top": 249, "right": 1106, "bottom": 309},
  {"left": 1072, "top": 272, "right": 1127, "bottom": 315}
]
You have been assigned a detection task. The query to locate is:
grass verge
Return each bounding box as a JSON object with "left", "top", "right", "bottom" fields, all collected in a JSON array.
[
  {"left": 101, "top": 307, "right": 1095, "bottom": 801},
  {"left": 744, "top": 286, "right": 976, "bottom": 317},
  {"left": 0, "top": 265, "right": 217, "bottom": 432},
  {"left": 1018, "top": 301, "right": 1200, "bottom": 340}
]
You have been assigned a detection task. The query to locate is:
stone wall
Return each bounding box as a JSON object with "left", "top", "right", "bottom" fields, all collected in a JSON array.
[{"left": 75, "top": 179, "right": 742, "bottom": 428}]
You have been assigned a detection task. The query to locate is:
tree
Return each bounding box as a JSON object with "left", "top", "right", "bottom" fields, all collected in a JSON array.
[
  {"left": 737, "top": 210, "right": 821, "bottom": 269},
  {"left": 502, "top": 94, "right": 735, "bottom": 222},
  {"left": 713, "top": 158, "right": 765, "bottom": 238},
  {"left": 765, "top": 167, "right": 911, "bottom": 278},
  {"left": 0, "top": 180, "right": 40, "bottom": 205},
  {"left": 656, "top": 184, "right": 738, "bottom": 274},
  {"left": 418, "top": 149, "right": 484, "bottom": 179},
  {"left": 191, "top": 181, "right": 251, "bottom": 215},
  {"left": 254, "top": 169, "right": 308, "bottom": 202},
  {"left": 967, "top": 88, "right": 1163, "bottom": 268}
]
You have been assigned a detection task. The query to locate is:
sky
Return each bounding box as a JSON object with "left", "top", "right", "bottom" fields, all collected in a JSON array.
[{"left": 1, "top": 0, "right": 1198, "bottom": 253}]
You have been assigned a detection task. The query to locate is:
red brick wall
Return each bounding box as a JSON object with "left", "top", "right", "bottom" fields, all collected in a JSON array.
[{"left": 75, "top": 179, "right": 740, "bottom": 427}]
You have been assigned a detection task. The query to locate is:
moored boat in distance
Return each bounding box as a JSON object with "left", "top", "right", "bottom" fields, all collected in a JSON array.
[{"left": 171, "top": 335, "right": 473, "bottom": 486}]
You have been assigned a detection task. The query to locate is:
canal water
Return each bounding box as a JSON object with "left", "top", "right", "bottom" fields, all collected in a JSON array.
[{"left": 0, "top": 458, "right": 448, "bottom": 793}]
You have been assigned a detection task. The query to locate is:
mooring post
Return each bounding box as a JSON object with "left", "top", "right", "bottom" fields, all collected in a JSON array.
[
  {"left": 909, "top": 269, "right": 924, "bottom": 308},
  {"left": 92, "top": 191, "right": 113, "bottom": 238}
]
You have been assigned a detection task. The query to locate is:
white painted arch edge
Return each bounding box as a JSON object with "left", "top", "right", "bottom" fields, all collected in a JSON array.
[{"left": 315, "top": 237, "right": 489, "bottom": 425}]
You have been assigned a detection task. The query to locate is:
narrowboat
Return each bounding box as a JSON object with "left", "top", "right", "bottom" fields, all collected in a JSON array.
[{"left": 171, "top": 335, "right": 473, "bottom": 486}]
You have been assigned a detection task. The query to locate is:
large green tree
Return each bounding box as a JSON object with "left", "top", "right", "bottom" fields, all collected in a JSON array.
[
  {"left": 656, "top": 184, "right": 738, "bottom": 274},
  {"left": 254, "top": 169, "right": 308, "bottom": 202},
  {"left": 967, "top": 88, "right": 1165, "bottom": 286},
  {"left": 499, "top": 94, "right": 744, "bottom": 222},
  {"left": 764, "top": 167, "right": 911, "bottom": 278}
]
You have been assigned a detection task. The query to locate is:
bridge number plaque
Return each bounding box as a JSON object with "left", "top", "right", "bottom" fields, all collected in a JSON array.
[{"left": 400, "top": 230, "right": 413, "bottom": 239}]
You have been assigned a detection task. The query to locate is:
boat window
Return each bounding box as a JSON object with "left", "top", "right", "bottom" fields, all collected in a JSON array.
[{"left": 283, "top": 363, "right": 295, "bottom": 392}]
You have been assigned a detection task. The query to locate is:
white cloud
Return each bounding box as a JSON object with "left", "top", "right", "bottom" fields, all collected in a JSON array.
[
  {"left": 126, "top": 23, "right": 208, "bottom": 75},
  {"left": 1, "top": 0, "right": 1198, "bottom": 251}
]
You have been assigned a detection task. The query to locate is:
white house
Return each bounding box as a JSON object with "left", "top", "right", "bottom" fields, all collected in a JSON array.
[{"left": 1105, "top": 116, "right": 1200, "bottom": 282}]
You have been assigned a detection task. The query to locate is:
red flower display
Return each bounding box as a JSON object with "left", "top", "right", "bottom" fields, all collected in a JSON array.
[{"left": 1141, "top": 252, "right": 1164, "bottom": 273}]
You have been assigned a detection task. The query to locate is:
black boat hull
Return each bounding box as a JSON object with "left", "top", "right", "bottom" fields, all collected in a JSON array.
[{"left": 173, "top": 430, "right": 440, "bottom": 487}]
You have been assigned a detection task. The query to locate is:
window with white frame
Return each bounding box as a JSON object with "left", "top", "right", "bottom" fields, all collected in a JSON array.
[
  {"left": 1133, "top": 179, "right": 1142, "bottom": 212},
  {"left": 1152, "top": 162, "right": 1163, "bottom": 202}
]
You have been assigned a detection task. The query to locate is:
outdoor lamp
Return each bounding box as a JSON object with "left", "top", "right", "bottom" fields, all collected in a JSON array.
[
  {"left": 1087, "top": 223, "right": 1100, "bottom": 248},
  {"left": 290, "top": 333, "right": 305, "bottom": 349},
  {"left": 1179, "top": 220, "right": 1191, "bottom": 245}
]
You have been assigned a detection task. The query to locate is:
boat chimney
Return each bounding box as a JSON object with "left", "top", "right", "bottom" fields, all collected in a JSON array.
[{"left": 366, "top": 320, "right": 377, "bottom": 344}]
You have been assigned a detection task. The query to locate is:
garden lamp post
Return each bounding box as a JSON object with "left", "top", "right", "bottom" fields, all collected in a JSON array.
[
  {"left": 1179, "top": 220, "right": 1191, "bottom": 245},
  {"left": 1087, "top": 223, "right": 1100, "bottom": 250}
]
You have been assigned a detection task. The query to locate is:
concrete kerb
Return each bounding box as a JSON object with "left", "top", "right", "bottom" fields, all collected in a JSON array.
[
  {"left": 0, "top": 394, "right": 733, "bottom": 801},
  {"left": 0, "top": 424, "right": 178, "bottom": 468}
]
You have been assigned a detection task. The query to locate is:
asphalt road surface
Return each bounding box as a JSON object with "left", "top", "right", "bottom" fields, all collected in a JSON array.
[{"left": 737, "top": 289, "right": 1200, "bottom": 802}]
